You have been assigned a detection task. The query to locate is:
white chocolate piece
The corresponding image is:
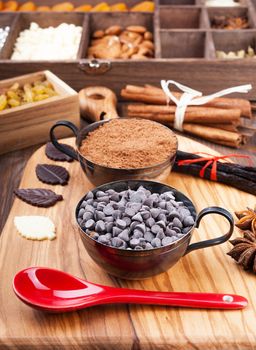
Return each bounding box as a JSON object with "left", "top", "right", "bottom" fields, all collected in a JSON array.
[{"left": 14, "top": 216, "right": 56, "bottom": 241}]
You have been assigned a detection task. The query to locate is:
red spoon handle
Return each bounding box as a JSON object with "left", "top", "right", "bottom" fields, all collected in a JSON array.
[{"left": 104, "top": 288, "right": 248, "bottom": 309}]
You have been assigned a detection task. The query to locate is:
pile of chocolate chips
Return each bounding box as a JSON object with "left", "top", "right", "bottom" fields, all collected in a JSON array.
[{"left": 77, "top": 186, "right": 195, "bottom": 250}]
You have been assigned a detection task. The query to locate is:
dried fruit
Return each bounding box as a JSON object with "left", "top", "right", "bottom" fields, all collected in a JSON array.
[
  {"left": 36, "top": 164, "right": 69, "bottom": 185},
  {"left": 14, "top": 188, "right": 63, "bottom": 207},
  {"left": 235, "top": 207, "right": 256, "bottom": 234},
  {"left": 91, "top": 2, "right": 110, "bottom": 11},
  {"left": 74, "top": 4, "right": 92, "bottom": 11},
  {"left": 0, "top": 78, "right": 57, "bottom": 111},
  {"left": 36, "top": 6, "right": 51, "bottom": 11},
  {"left": 52, "top": 2, "right": 74, "bottom": 11},
  {"left": 110, "top": 3, "right": 128, "bottom": 11},
  {"left": 18, "top": 1, "right": 36, "bottom": 11},
  {"left": 227, "top": 230, "right": 256, "bottom": 273},
  {"left": 3, "top": 0, "right": 18, "bottom": 11},
  {"left": 130, "top": 1, "right": 154, "bottom": 12}
]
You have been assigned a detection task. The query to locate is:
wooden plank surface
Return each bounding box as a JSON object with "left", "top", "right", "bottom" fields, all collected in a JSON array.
[{"left": 0, "top": 135, "right": 255, "bottom": 349}]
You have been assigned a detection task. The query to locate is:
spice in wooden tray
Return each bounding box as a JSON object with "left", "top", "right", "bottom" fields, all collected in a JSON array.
[
  {"left": 11, "top": 22, "right": 82, "bottom": 60},
  {"left": 0, "top": 26, "right": 9, "bottom": 50},
  {"left": 88, "top": 25, "right": 154, "bottom": 60},
  {"left": 211, "top": 15, "right": 249, "bottom": 29},
  {"left": 0, "top": 1, "right": 154, "bottom": 12},
  {"left": 79, "top": 119, "right": 177, "bottom": 169},
  {"left": 216, "top": 46, "right": 256, "bottom": 59}
]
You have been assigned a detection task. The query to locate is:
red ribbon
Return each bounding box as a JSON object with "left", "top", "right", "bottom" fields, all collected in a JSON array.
[{"left": 177, "top": 152, "right": 253, "bottom": 181}]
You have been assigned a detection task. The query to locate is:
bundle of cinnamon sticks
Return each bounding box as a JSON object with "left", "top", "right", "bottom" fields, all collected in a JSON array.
[{"left": 121, "top": 84, "right": 255, "bottom": 148}]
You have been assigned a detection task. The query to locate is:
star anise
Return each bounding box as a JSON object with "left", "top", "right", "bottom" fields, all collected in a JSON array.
[
  {"left": 227, "top": 230, "right": 256, "bottom": 273},
  {"left": 235, "top": 206, "right": 256, "bottom": 235}
]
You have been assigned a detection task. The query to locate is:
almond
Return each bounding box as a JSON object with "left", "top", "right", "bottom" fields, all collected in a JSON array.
[
  {"left": 141, "top": 40, "right": 154, "bottom": 50},
  {"left": 144, "top": 31, "right": 153, "bottom": 40},
  {"left": 105, "top": 25, "right": 122, "bottom": 35},
  {"left": 126, "top": 25, "right": 147, "bottom": 34},
  {"left": 92, "top": 30, "right": 105, "bottom": 39}
]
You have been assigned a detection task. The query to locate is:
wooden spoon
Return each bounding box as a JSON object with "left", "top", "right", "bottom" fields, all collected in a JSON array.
[{"left": 78, "top": 86, "right": 119, "bottom": 122}]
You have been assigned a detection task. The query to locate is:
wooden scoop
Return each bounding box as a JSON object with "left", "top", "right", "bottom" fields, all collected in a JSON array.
[{"left": 78, "top": 86, "right": 119, "bottom": 122}]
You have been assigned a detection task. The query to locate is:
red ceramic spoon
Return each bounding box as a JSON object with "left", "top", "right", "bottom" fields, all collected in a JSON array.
[{"left": 13, "top": 267, "right": 248, "bottom": 312}]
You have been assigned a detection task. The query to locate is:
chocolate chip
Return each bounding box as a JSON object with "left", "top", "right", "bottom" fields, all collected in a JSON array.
[
  {"left": 162, "top": 237, "right": 174, "bottom": 246},
  {"left": 140, "top": 211, "right": 150, "bottom": 220},
  {"left": 133, "top": 230, "right": 143, "bottom": 239},
  {"left": 135, "top": 223, "right": 146, "bottom": 233},
  {"left": 151, "top": 237, "right": 161, "bottom": 248},
  {"left": 146, "top": 217, "right": 155, "bottom": 227},
  {"left": 106, "top": 222, "right": 114, "bottom": 233},
  {"left": 103, "top": 205, "right": 115, "bottom": 216},
  {"left": 130, "top": 238, "right": 140, "bottom": 248},
  {"left": 94, "top": 211, "right": 105, "bottom": 221},
  {"left": 95, "top": 220, "right": 105, "bottom": 232},
  {"left": 118, "top": 229, "right": 130, "bottom": 242},
  {"left": 116, "top": 219, "right": 127, "bottom": 229},
  {"left": 78, "top": 208, "right": 85, "bottom": 217},
  {"left": 85, "top": 219, "right": 95, "bottom": 230},
  {"left": 122, "top": 217, "right": 131, "bottom": 226},
  {"left": 85, "top": 205, "right": 94, "bottom": 214},
  {"left": 125, "top": 207, "right": 136, "bottom": 217},
  {"left": 166, "top": 227, "right": 176, "bottom": 236},
  {"left": 112, "top": 237, "right": 124, "bottom": 248},
  {"left": 151, "top": 224, "right": 162, "bottom": 234},
  {"left": 183, "top": 216, "right": 195, "bottom": 227},
  {"left": 183, "top": 226, "right": 192, "bottom": 234},
  {"left": 83, "top": 212, "right": 94, "bottom": 221},
  {"left": 113, "top": 227, "right": 122, "bottom": 237},
  {"left": 146, "top": 242, "right": 153, "bottom": 249},
  {"left": 98, "top": 235, "right": 110, "bottom": 245},
  {"left": 173, "top": 217, "right": 183, "bottom": 229},
  {"left": 156, "top": 231, "right": 165, "bottom": 240},
  {"left": 132, "top": 213, "right": 143, "bottom": 222},
  {"left": 145, "top": 231, "right": 154, "bottom": 242},
  {"left": 156, "top": 220, "right": 166, "bottom": 229},
  {"left": 150, "top": 208, "right": 161, "bottom": 219}
]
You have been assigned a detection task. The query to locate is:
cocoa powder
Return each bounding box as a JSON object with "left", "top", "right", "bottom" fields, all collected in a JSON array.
[{"left": 79, "top": 119, "right": 177, "bottom": 169}]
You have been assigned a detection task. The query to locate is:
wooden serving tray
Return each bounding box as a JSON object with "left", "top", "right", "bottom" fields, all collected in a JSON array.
[
  {"left": 1, "top": 0, "right": 256, "bottom": 98},
  {"left": 0, "top": 135, "right": 255, "bottom": 349}
]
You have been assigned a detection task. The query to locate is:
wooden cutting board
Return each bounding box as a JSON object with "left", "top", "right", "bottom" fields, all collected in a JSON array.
[{"left": 0, "top": 136, "right": 255, "bottom": 350}]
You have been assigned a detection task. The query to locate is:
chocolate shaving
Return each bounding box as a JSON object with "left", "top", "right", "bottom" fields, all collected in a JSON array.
[
  {"left": 14, "top": 188, "right": 63, "bottom": 207},
  {"left": 45, "top": 142, "right": 75, "bottom": 162},
  {"left": 36, "top": 164, "right": 69, "bottom": 185}
]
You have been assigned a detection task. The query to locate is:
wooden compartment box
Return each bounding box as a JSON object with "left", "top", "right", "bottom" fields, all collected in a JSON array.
[
  {"left": 1, "top": 0, "right": 256, "bottom": 99},
  {"left": 0, "top": 70, "right": 79, "bottom": 154}
]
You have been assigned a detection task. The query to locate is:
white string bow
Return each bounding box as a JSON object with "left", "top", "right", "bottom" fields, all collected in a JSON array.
[{"left": 160, "top": 80, "right": 252, "bottom": 131}]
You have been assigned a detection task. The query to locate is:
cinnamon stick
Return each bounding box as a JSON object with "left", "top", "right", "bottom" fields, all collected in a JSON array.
[
  {"left": 182, "top": 124, "right": 245, "bottom": 148},
  {"left": 121, "top": 85, "right": 252, "bottom": 118},
  {"left": 127, "top": 104, "right": 241, "bottom": 124}
]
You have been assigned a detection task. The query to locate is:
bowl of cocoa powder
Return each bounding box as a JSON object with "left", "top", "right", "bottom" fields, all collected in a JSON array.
[{"left": 50, "top": 118, "right": 178, "bottom": 186}]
